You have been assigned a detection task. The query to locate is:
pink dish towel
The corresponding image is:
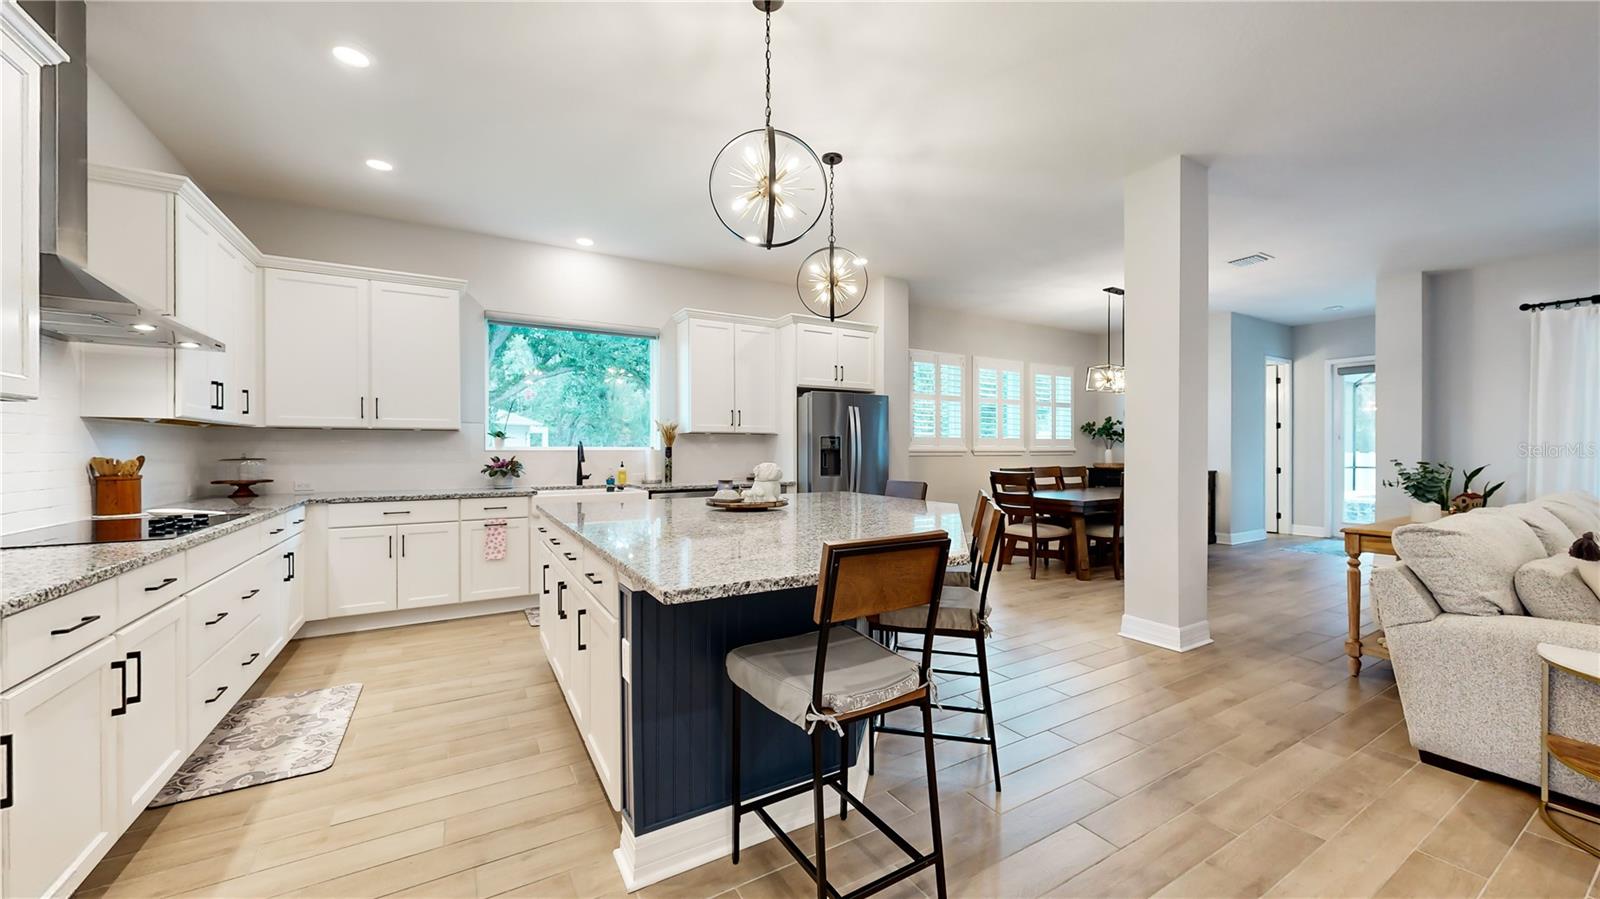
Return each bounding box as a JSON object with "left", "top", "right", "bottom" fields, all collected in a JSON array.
[{"left": 484, "top": 519, "right": 508, "bottom": 561}]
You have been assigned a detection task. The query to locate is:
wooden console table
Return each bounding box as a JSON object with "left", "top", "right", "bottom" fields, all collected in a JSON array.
[{"left": 1340, "top": 517, "right": 1407, "bottom": 676}]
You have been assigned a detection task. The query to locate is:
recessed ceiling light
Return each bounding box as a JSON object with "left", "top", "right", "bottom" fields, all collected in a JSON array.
[
  {"left": 332, "top": 45, "right": 371, "bottom": 68},
  {"left": 575, "top": 237, "right": 595, "bottom": 247},
  {"left": 365, "top": 158, "right": 394, "bottom": 172},
  {"left": 129, "top": 323, "right": 157, "bottom": 332},
  {"left": 176, "top": 341, "right": 200, "bottom": 349},
  {"left": 1323, "top": 304, "right": 1345, "bottom": 312}
]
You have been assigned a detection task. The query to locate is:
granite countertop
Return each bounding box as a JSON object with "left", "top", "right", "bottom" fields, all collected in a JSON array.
[
  {"left": 634, "top": 480, "right": 797, "bottom": 494},
  {"left": 0, "top": 484, "right": 638, "bottom": 618},
  {"left": 538, "top": 492, "right": 969, "bottom": 604}
]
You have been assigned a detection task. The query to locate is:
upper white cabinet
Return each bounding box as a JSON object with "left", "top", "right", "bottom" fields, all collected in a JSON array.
[
  {"left": 0, "top": 5, "right": 65, "bottom": 401},
  {"left": 788, "top": 319, "right": 876, "bottom": 391},
  {"left": 673, "top": 311, "right": 778, "bottom": 434},
  {"left": 264, "top": 265, "right": 461, "bottom": 430}
]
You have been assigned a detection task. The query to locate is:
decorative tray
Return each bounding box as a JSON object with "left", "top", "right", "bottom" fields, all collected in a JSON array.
[{"left": 706, "top": 497, "right": 789, "bottom": 512}]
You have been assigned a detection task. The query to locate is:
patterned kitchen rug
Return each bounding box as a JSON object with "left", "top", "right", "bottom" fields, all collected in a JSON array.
[
  {"left": 148, "top": 683, "right": 362, "bottom": 808},
  {"left": 525, "top": 607, "right": 540, "bottom": 627}
]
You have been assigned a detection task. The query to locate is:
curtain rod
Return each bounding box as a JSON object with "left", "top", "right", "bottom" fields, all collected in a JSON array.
[{"left": 1519, "top": 294, "right": 1600, "bottom": 312}]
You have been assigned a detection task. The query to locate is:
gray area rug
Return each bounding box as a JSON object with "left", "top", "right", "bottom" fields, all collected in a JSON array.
[
  {"left": 149, "top": 683, "right": 361, "bottom": 808},
  {"left": 525, "top": 607, "right": 540, "bottom": 627},
  {"left": 1280, "top": 539, "right": 1349, "bottom": 557}
]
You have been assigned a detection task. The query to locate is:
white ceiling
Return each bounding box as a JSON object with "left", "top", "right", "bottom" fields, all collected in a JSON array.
[{"left": 87, "top": 1, "right": 1598, "bottom": 330}]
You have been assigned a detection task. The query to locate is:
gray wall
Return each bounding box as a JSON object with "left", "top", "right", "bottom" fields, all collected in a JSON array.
[
  {"left": 1290, "top": 316, "right": 1376, "bottom": 534},
  {"left": 1226, "top": 314, "right": 1293, "bottom": 537}
]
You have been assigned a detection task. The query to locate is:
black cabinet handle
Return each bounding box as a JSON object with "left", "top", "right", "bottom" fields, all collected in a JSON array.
[
  {"left": 289, "top": 551, "right": 296, "bottom": 581},
  {"left": 219, "top": 380, "right": 226, "bottom": 410},
  {"left": 375, "top": 397, "right": 380, "bottom": 419},
  {"left": 242, "top": 588, "right": 260, "bottom": 600},
  {"left": 269, "top": 528, "right": 285, "bottom": 535},
  {"left": 242, "top": 388, "right": 251, "bottom": 415},
  {"left": 388, "top": 535, "right": 393, "bottom": 559},
  {"left": 0, "top": 733, "right": 12, "bottom": 810},
  {"left": 540, "top": 563, "right": 550, "bottom": 596},
  {"left": 401, "top": 534, "right": 407, "bottom": 557},
  {"left": 537, "top": 526, "right": 548, "bottom": 534},
  {"left": 205, "top": 611, "right": 229, "bottom": 626},
  {"left": 360, "top": 396, "right": 365, "bottom": 419},
  {"left": 205, "top": 686, "right": 228, "bottom": 704},
  {"left": 292, "top": 518, "right": 305, "bottom": 525},
  {"left": 585, "top": 572, "right": 602, "bottom": 586},
  {"left": 382, "top": 511, "right": 411, "bottom": 516},
  {"left": 110, "top": 659, "right": 128, "bottom": 717},
  {"left": 730, "top": 409, "right": 734, "bottom": 426},
  {"left": 127, "top": 651, "right": 143, "bottom": 705},
  {"left": 550, "top": 537, "right": 561, "bottom": 546},
  {"left": 242, "top": 652, "right": 260, "bottom": 667},
  {"left": 284, "top": 552, "right": 293, "bottom": 582},
  {"left": 563, "top": 552, "right": 577, "bottom": 562},
  {"left": 144, "top": 577, "right": 178, "bottom": 593},
  {"left": 556, "top": 581, "right": 567, "bottom": 620},
  {"left": 50, "top": 614, "right": 100, "bottom": 636},
  {"left": 577, "top": 608, "right": 587, "bottom": 651},
  {"left": 483, "top": 505, "right": 508, "bottom": 511}
]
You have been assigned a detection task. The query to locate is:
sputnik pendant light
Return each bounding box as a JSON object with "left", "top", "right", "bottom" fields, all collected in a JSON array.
[
  {"left": 708, "top": 0, "right": 826, "bottom": 249},
  {"left": 1086, "top": 287, "right": 1126, "bottom": 393},
  {"left": 796, "top": 152, "right": 868, "bottom": 321}
]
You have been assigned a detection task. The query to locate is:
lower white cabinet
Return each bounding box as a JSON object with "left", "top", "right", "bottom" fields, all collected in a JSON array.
[
  {"left": 112, "top": 598, "right": 187, "bottom": 826},
  {"left": 535, "top": 539, "right": 571, "bottom": 685},
  {"left": 398, "top": 522, "right": 460, "bottom": 609},
  {"left": 584, "top": 597, "right": 622, "bottom": 809},
  {"left": 270, "top": 533, "right": 306, "bottom": 658},
  {"left": 327, "top": 525, "right": 400, "bottom": 617},
  {"left": 0, "top": 638, "right": 118, "bottom": 899},
  {"left": 461, "top": 518, "right": 530, "bottom": 602}
]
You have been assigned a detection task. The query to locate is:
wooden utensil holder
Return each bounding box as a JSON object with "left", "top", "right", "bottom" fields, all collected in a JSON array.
[{"left": 92, "top": 475, "right": 142, "bottom": 517}]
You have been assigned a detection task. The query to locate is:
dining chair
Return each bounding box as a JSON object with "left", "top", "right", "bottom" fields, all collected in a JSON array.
[
  {"left": 1084, "top": 483, "right": 1124, "bottom": 579},
  {"left": 988, "top": 470, "right": 1070, "bottom": 579},
  {"left": 727, "top": 531, "right": 951, "bottom": 898},
  {"left": 1030, "top": 466, "right": 1066, "bottom": 490},
  {"left": 884, "top": 479, "right": 929, "bottom": 501},
  {"left": 869, "top": 495, "right": 1006, "bottom": 790},
  {"left": 1062, "top": 466, "right": 1089, "bottom": 488}
]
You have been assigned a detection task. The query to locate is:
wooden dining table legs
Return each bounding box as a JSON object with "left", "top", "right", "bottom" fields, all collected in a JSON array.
[{"left": 1070, "top": 512, "right": 1092, "bottom": 581}]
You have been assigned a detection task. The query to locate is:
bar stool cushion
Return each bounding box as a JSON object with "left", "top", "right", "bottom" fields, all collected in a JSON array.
[
  {"left": 943, "top": 568, "right": 972, "bottom": 588},
  {"left": 875, "top": 585, "right": 983, "bottom": 633},
  {"left": 727, "top": 628, "right": 922, "bottom": 731},
  {"left": 1005, "top": 521, "right": 1070, "bottom": 540}
]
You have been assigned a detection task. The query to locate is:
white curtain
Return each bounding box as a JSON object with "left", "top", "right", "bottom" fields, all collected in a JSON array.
[{"left": 1527, "top": 305, "right": 1600, "bottom": 497}]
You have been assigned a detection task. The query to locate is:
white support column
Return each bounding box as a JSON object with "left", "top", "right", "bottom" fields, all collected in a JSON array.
[
  {"left": 1374, "top": 271, "right": 1431, "bottom": 520},
  {"left": 1121, "top": 156, "right": 1212, "bottom": 652}
]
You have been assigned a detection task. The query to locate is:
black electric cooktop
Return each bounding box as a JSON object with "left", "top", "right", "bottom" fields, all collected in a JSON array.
[{"left": 1, "top": 511, "right": 252, "bottom": 549}]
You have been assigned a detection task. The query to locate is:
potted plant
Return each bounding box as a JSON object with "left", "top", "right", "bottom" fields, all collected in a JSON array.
[
  {"left": 1079, "top": 416, "right": 1125, "bottom": 464},
  {"left": 1383, "top": 460, "right": 1453, "bottom": 522},
  {"left": 481, "top": 455, "right": 524, "bottom": 489},
  {"left": 1448, "top": 465, "right": 1505, "bottom": 513},
  {"left": 489, "top": 429, "right": 507, "bottom": 450}
]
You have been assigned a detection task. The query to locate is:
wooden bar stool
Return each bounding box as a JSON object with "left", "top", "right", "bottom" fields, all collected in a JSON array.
[
  {"left": 727, "top": 531, "right": 951, "bottom": 899},
  {"left": 869, "top": 496, "right": 1006, "bottom": 789}
]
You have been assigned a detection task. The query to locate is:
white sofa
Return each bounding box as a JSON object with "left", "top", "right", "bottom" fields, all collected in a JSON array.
[{"left": 1374, "top": 492, "right": 1600, "bottom": 806}]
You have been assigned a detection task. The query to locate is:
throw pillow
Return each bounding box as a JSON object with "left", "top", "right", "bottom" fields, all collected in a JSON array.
[
  {"left": 1392, "top": 510, "right": 1545, "bottom": 616},
  {"left": 1494, "top": 502, "right": 1578, "bottom": 556},
  {"left": 1540, "top": 492, "right": 1600, "bottom": 537},
  {"left": 1514, "top": 555, "right": 1600, "bottom": 624},
  {"left": 1573, "top": 532, "right": 1600, "bottom": 600}
]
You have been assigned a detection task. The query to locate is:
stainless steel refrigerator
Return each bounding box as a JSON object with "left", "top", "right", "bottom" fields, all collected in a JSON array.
[{"left": 797, "top": 391, "right": 890, "bottom": 494}]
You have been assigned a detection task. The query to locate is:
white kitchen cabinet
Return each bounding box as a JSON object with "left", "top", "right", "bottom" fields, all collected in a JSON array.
[
  {"left": 271, "top": 533, "right": 305, "bottom": 657},
  {"left": 585, "top": 598, "right": 622, "bottom": 810},
  {"left": 326, "top": 525, "right": 398, "bottom": 618},
  {"left": 262, "top": 268, "right": 369, "bottom": 428},
  {"left": 231, "top": 254, "right": 261, "bottom": 424},
  {"left": 565, "top": 584, "right": 591, "bottom": 735},
  {"left": 0, "top": 7, "right": 63, "bottom": 402},
  {"left": 369, "top": 281, "right": 459, "bottom": 429},
  {"left": 674, "top": 311, "right": 778, "bottom": 434},
  {"left": 792, "top": 320, "right": 877, "bottom": 390},
  {"left": 397, "top": 521, "right": 461, "bottom": 609},
  {"left": 112, "top": 598, "right": 187, "bottom": 826},
  {"left": 174, "top": 209, "right": 245, "bottom": 423},
  {"left": 535, "top": 538, "right": 571, "bottom": 685},
  {"left": 461, "top": 518, "right": 530, "bottom": 602},
  {"left": 0, "top": 637, "right": 118, "bottom": 899},
  {"left": 836, "top": 328, "right": 875, "bottom": 390}
]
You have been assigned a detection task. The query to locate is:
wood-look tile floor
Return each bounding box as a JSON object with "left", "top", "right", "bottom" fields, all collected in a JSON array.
[{"left": 79, "top": 538, "right": 1600, "bottom": 899}]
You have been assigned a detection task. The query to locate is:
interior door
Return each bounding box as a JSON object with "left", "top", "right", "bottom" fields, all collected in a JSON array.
[
  {"left": 397, "top": 521, "right": 461, "bottom": 609},
  {"left": 326, "top": 525, "right": 397, "bottom": 617},
  {"left": 263, "top": 269, "right": 369, "bottom": 427},
  {"left": 733, "top": 323, "right": 777, "bottom": 433},
  {"left": 368, "top": 281, "right": 459, "bottom": 429},
  {"left": 113, "top": 598, "right": 187, "bottom": 826},
  {"left": 1334, "top": 363, "right": 1378, "bottom": 527},
  {"left": 684, "top": 317, "right": 736, "bottom": 432},
  {"left": 835, "top": 329, "right": 874, "bottom": 390},
  {"left": 795, "top": 324, "right": 839, "bottom": 386}
]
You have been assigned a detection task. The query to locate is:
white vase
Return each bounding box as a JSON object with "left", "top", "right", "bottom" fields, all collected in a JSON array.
[
  {"left": 492, "top": 437, "right": 505, "bottom": 450},
  {"left": 1409, "top": 500, "right": 1442, "bottom": 523},
  {"left": 1103, "top": 448, "right": 1115, "bottom": 464}
]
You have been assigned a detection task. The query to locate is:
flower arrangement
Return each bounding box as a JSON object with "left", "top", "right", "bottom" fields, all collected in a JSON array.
[
  {"left": 655, "top": 419, "right": 679, "bottom": 484},
  {"left": 1079, "top": 416, "right": 1125, "bottom": 462},
  {"left": 481, "top": 455, "right": 524, "bottom": 482}
]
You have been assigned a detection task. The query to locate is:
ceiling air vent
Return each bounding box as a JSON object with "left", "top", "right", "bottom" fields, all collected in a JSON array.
[{"left": 1227, "top": 252, "right": 1275, "bottom": 268}]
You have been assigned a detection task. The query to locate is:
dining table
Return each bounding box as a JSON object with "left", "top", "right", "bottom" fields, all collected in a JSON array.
[{"left": 1032, "top": 486, "right": 1123, "bottom": 580}]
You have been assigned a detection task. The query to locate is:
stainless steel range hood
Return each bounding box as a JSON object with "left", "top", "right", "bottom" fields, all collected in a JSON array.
[{"left": 25, "top": 0, "right": 222, "bottom": 352}]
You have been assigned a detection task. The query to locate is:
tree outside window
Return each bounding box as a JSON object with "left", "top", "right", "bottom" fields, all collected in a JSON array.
[{"left": 486, "top": 322, "right": 653, "bottom": 448}]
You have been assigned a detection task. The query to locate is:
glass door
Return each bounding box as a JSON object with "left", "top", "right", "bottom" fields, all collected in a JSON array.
[{"left": 1335, "top": 364, "right": 1377, "bottom": 526}]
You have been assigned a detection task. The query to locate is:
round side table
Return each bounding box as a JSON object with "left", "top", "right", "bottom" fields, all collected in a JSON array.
[{"left": 1539, "top": 642, "right": 1600, "bottom": 859}]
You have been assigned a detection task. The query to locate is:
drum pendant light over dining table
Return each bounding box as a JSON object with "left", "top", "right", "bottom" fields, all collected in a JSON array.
[{"left": 708, "top": 0, "right": 826, "bottom": 249}]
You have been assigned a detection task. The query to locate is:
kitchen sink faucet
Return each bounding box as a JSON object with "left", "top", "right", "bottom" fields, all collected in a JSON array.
[{"left": 576, "top": 442, "right": 592, "bottom": 487}]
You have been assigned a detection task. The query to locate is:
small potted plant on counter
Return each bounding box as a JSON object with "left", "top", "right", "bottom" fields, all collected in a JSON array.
[
  {"left": 1079, "top": 416, "right": 1125, "bottom": 464},
  {"left": 1384, "top": 460, "right": 1452, "bottom": 522},
  {"left": 482, "top": 455, "right": 524, "bottom": 489}
]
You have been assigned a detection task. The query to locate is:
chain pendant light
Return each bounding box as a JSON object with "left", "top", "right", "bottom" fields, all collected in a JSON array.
[
  {"left": 708, "top": 1, "right": 825, "bottom": 249},
  {"left": 1087, "top": 287, "right": 1126, "bottom": 393},
  {"left": 796, "top": 152, "right": 868, "bottom": 321}
]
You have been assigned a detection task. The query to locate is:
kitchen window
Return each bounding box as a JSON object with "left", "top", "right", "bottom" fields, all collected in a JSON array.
[
  {"left": 909, "top": 349, "right": 965, "bottom": 452},
  {"left": 1029, "top": 363, "right": 1074, "bottom": 450},
  {"left": 973, "top": 356, "right": 1025, "bottom": 452},
  {"left": 486, "top": 321, "right": 655, "bottom": 449}
]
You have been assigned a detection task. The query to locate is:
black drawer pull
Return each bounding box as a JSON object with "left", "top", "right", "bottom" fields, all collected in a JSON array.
[
  {"left": 577, "top": 608, "right": 587, "bottom": 651},
  {"left": 483, "top": 505, "right": 508, "bottom": 511},
  {"left": 242, "top": 588, "right": 261, "bottom": 600},
  {"left": 144, "top": 577, "right": 179, "bottom": 592},
  {"left": 205, "top": 686, "right": 228, "bottom": 704},
  {"left": 563, "top": 552, "right": 577, "bottom": 562},
  {"left": 556, "top": 581, "right": 567, "bottom": 619},
  {"left": 292, "top": 518, "right": 305, "bottom": 525},
  {"left": 269, "top": 528, "right": 285, "bottom": 535},
  {"left": 382, "top": 510, "right": 412, "bottom": 516},
  {"left": 242, "top": 652, "right": 260, "bottom": 667},
  {"left": 110, "top": 659, "right": 129, "bottom": 717},
  {"left": 585, "top": 573, "right": 603, "bottom": 585},
  {"left": 549, "top": 537, "right": 561, "bottom": 545},
  {"left": 1, "top": 733, "right": 12, "bottom": 810},
  {"left": 50, "top": 615, "right": 100, "bottom": 636},
  {"left": 205, "top": 611, "right": 229, "bottom": 626},
  {"left": 127, "top": 651, "right": 143, "bottom": 705},
  {"left": 537, "top": 526, "right": 548, "bottom": 533}
]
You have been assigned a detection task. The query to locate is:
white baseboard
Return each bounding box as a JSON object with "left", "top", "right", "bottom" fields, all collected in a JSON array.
[
  {"left": 1290, "top": 524, "right": 1331, "bottom": 538},
  {"left": 1217, "top": 529, "right": 1267, "bottom": 545},
  {"left": 1119, "top": 614, "right": 1213, "bottom": 652},
  {"left": 295, "top": 595, "right": 533, "bottom": 639},
  {"left": 615, "top": 740, "right": 872, "bottom": 891}
]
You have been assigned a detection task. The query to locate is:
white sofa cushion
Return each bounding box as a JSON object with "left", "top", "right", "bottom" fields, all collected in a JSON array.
[
  {"left": 1494, "top": 502, "right": 1577, "bottom": 556},
  {"left": 1539, "top": 492, "right": 1600, "bottom": 537},
  {"left": 1392, "top": 510, "right": 1545, "bottom": 616},
  {"left": 1514, "top": 555, "right": 1600, "bottom": 624}
]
